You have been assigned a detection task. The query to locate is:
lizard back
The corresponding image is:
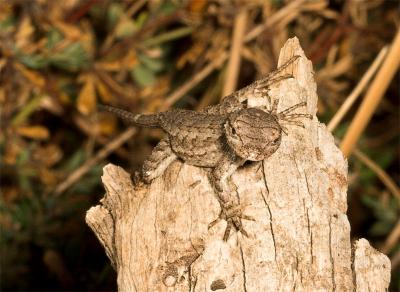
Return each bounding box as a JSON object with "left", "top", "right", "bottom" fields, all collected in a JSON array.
[{"left": 159, "top": 109, "right": 229, "bottom": 167}]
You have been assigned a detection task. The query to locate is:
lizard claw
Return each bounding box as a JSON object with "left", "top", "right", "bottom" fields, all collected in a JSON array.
[{"left": 208, "top": 202, "right": 255, "bottom": 241}]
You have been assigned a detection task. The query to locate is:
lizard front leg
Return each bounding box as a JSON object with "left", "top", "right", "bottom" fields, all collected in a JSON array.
[
  {"left": 209, "top": 153, "right": 254, "bottom": 240},
  {"left": 142, "top": 138, "right": 177, "bottom": 183}
]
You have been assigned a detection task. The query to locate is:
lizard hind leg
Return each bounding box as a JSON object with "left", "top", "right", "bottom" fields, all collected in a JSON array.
[{"left": 142, "top": 138, "right": 177, "bottom": 183}]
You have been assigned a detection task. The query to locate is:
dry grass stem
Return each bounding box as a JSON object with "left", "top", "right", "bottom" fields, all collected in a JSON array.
[
  {"left": 54, "top": 127, "right": 137, "bottom": 196},
  {"left": 327, "top": 46, "right": 388, "bottom": 132},
  {"left": 161, "top": 52, "right": 228, "bottom": 110},
  {"left": 391, "top": 249, "right": 400, "bottom": 270},
  {"left": 126, "top": 0, "right": 147, "bottom": 17},
  {"left": 381, "top": 219, "right": 400, "bottom": 254},
  {"left": 244, "top": 0, "right": 306, "bottom": 43},
  {"left": 73, "top": 114, "right": 130, "bottom": 158},
  {"left": 353, "top": 148, "right": 400, "bottom": 200},
  {"left": 162, "top": 0, "right": 307, "bottom": 110},
  {"left": 222, "top": 9, "right": 248, "bottom": 97},
  {"left": 341, "top": 29, "right": 400, "bottom": 156}
]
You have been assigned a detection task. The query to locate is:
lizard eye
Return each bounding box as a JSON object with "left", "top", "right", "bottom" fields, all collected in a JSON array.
[
  {"left": 231, "top": 127, "right": 237, "bottom": 135},
  {"left": 271, "top": 137, "right": 280, "bottom": 145}
]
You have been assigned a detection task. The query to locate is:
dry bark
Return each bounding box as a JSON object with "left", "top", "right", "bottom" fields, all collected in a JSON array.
[{"left": 86, "top": 38, "right": 391, "bottom": 291}]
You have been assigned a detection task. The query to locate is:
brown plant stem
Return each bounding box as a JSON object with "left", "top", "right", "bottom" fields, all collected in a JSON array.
[
  {"left": 54, "top": 127, "right": 137, "bottom": 196},
  {"left": 340, "top": 29, "right": 400, "bottom": 156},
  {"left": 222, "top": 9, "right": 248, "bottom": 97},
  {"left": 327, "top": 46, "right": 388, "bottom": 132}
]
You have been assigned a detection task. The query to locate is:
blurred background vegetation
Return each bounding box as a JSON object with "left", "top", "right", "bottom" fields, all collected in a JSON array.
[{"left": 0, "top": 0, "right": 398, "bottom": 290}]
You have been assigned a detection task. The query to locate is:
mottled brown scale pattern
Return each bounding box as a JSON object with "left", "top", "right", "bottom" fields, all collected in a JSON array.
[
  {"left": 100, "top": 55, "right": 311, "bottom": 240},
  {"left": 158, "top": 109, "right": 227, "bottom": 167}
]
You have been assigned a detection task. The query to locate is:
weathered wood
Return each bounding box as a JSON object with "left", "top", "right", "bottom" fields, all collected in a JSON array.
[{"left": 86, "top": 37, "right": 391, "bottom": 291}]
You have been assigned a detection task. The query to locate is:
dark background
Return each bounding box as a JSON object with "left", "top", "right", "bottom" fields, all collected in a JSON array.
[{"left": 0, "top": 0, "right": 399, "bottom": 291}]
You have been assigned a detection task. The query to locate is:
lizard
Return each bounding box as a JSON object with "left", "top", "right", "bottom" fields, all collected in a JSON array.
[{"left": 99, "top": 56, "right": 312, "bottom": 240}]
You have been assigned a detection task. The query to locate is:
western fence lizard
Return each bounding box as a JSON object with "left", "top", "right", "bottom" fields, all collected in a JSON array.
[{"left": 100, "top": 56, "right": 312, "bottom": 240}]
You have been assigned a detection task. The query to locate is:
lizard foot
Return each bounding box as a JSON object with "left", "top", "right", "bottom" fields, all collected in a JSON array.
[{"left": 208, "top": 202, "right": 255, "bottom": 241}]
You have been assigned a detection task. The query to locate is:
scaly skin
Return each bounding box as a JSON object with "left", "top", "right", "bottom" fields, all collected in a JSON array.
[{"left": 100, "top": 56, "right": 312, "bottom": 240}]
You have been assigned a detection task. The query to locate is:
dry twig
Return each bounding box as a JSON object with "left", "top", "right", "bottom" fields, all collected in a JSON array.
[
  {"left": 353, "top": 148, "right": 400, "bottom": 200},
  {"left": 161, "top": 0, "right": 307, "bottom": 109},
  {"left": 244, "top": 0, "right": 306, "bottom": 43},
  {"left": 161, "top": 52, "right": 228, "bottom": 110},
  {"left": 381, "top": 219, "right": 400, "bottom": 254},
  {"left": 327, "top": 46, "right": 388, "bottom": 132},
  {"left": 222, "top": 9, "right": 248, "bottom": 97},
  {"left": 54, "top": 127, "right": 137, "bottom": 195},
  {"left": 391, "top": 248, "right": 400, "bottom": 270},
  {"left": 341, "top": 29, "right": 400, "bottom": 156}
]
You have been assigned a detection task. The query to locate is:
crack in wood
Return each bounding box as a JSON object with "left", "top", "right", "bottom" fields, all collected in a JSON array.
[
  {"left": 304, "top": 199, "right": 313, "bottom": 264},
  {"left": 304, "top": 172, "right": 313, "bottom": 202},
  {"left": 261, "top": 160, "right": 270, "bottom": 195},
  {"left": 239, "top": 245, "right": 248, "bottom": 292},
  {"left": 328, "top": 216, "right": 336, "bottom": 291},
  {"left": 266, "top": 201, "right": 277, "bottom": 262}
]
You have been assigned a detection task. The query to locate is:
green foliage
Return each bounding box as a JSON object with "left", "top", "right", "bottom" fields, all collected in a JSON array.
[
  {"left": 361, "top": 196, "right": 399, "bottom": 237},
  {"left": 49, "top": 43, "right": 91, "bottom": 71},
  {"left": 131, "top": 62, "right": 156, "bottom": 87}
]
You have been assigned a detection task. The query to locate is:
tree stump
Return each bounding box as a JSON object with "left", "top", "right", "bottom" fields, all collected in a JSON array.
[{"left": 86, "top": 38, "right": 391, "bottom": 291}]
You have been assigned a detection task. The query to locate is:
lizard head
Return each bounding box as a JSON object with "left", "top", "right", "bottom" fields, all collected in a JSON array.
[
  {"left": 224, "top": 102, "right": 312, "bottom": 161},
  {"left": 224, "top": 108, "right": 282, "bottom": 161}
]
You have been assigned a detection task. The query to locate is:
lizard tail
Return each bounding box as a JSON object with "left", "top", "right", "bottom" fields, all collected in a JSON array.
[{"left": 98, "top": 105, "right": 160, "bottom": 128}]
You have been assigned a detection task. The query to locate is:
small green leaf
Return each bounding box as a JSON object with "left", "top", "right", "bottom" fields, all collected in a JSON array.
[
  {"left": 333, "top": 123, "right": 349, "bottom": 140},
  {"left": 359, "top": 148, "right": 394, "bottom": 184},
  {"left": 159, "top": 1, "right": 177, "bottom": 15},
  {"left": 131, "top": 63, "right": 156, "bottom": 87},
  {"left": 0, "top": 15, "right": 15, "bottom": 31},
  {"left": 369, "top": 220, "right": 392, "bottom": 237},
  {"left": 372, "top": 149, "right": 394, "bottom": 169},
  {"left": 139, "top": 54, "right": 164, "bottom": 72},
  {"left": 142, "top": 27, "right": 192, "bottom": 47},
  {"left": 115, "top": 17, "right": 137, "bottom": 39},
  {"left": 89, "top": 164, "right": 103, "bottom": 176},
  {"left": 107, "top": 3, "right": 124, "bottom": 28},
  {"left": 62, "top": 149, "right": 85, "bottom": 172},
  {"left": 12, "top": 94, "right": 43, "bottom": 126},
  {"left": 16, "top": 148, "right": 30, "bottom": 165},
  {"left": 18, "top": 174, "right": 32, "bottom": 192},
  {"left": 362, "top": 195, "right": 398, "bottom": 234},
  {"left": 135, "top": 12, "right": 148, "bottom": 29},
  {"left": 17, "top": 53, "right": 48, "bottom": 69},
  {"left": 46, "top": 29, "right": 63, "bottom": 49},
  {"left": 49, "top": 43, "right": 90, "bottom": 71}
]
